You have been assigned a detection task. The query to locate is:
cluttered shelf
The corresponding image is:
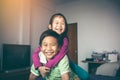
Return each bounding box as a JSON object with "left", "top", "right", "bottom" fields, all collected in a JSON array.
[
  {"left": 82, "top": 60, "right": 107, "bottom": 74},
  {"left": 82, "top": 60, "right": 107, "bottom": 63},
  {"left": 82, "top": 50, "right": 119, "bottom": 74}
]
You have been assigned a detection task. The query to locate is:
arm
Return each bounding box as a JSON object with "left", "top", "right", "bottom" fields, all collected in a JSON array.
[
  {"left": 29, "top": 73, "right": 37, "bottom": 80},
  {"left": 45, "top": 37, "right": 69, "bottom": 68},
  {"left": 61, "top": 73, "right": 70, "bottom": 80},
  {"left": 32, "top": 47, "right": 42, "bottom": 69},
  {"left": 59, "top": 55, "right": 70, "bottom": 80},
  {"left": 38, "top": 66, "right": 50, "bottom": 78}
]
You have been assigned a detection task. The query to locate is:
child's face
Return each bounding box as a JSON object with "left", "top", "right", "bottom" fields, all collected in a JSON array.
[
  {"left": 49, "top": 16, "right": 65, "bottom": 35},
  {"left": 41, "top": 36, "right": 59, "bottom": 61}
]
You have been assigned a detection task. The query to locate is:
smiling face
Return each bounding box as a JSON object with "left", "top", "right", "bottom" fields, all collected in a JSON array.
[
  {"left": 41, "top": 36, "right": 59, "bottom": 61},
  {"left": 48, "top": 16, "right": 66, "bottom": 35}
]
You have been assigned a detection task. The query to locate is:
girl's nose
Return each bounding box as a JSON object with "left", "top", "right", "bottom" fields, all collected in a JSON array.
[{"left": 56, "top": 24, "right": 62, "bottom": 29}]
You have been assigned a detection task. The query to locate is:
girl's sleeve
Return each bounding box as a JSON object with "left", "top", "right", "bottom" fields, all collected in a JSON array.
[
  {"left": 32, "top": 47, "right": 42, "bottom": 69},
  {"left": 45, "top": 37, "right": 69, "bottom": 68}
]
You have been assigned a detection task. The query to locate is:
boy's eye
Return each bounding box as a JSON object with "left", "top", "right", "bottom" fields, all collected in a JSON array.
[
  {"left": 42, "top": 43, "right": 57, "bottom": 47},
  {"left": 51, "top": 43, "right": 57, "bottom": 46},
  {"left": 42, "top": 43, "right": 47, "bottom": 46}
]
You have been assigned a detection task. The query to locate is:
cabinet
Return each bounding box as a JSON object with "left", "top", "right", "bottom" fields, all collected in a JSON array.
[
  {"left": 82, "top": 61, "right": 106, "bottom": 74},
  {"left": 0, "top": 69, "right": 30, "bottom": 80}
]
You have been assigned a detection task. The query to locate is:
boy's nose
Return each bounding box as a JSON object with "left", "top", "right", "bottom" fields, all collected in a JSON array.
[{"left": 47, "top": 45, "right": 52, "bottom": 50}]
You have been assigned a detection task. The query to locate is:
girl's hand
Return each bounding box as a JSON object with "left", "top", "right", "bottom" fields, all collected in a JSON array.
[{"left": 38, "top": 66, "right": 50, "bottom": 77}]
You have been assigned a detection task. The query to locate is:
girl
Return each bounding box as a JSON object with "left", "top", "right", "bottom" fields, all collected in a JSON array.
[
  {"left": 29, "top": 29, "right": 80, "bottom": 80},
  {"left": 32, "top": 13, "right": 89, "bottom": 80}
]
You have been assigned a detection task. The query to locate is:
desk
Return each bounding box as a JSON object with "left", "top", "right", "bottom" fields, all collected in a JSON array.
[{"left": 82, "top": 60, "right": 107, "bottom": 74}]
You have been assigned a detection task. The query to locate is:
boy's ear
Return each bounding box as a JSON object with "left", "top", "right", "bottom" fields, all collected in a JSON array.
[{"left": 48, "top": 24, "right": 52, "bottom": 29}]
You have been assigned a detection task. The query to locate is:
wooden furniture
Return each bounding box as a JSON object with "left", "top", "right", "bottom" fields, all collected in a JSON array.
[
  {"left": 0, "top": 68, "right": 30, "bottom": 80},
  {"left": 68, "top": 23, "right": 78, "bottom": 64},
  {"left": 82, "top": 61, "right": 120, "bottom": 80},
  {"left": 82, "top": 60, "right": 107, "bottom": 74}
]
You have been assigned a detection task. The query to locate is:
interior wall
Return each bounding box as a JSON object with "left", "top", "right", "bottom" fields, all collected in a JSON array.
[
  {"left": 0, "top": 0, "right": 3, "bottom": 71},
  {"left": 30, "top": 0, "right": 57, "bottom": 63},
  {"left": 1, "top": 0, "right": 30, "bottom": 44},
  {"left": 55, "top": 0, "right": 120, "bottom": 71},
  {"left": 1, "top": 0, "right": 21, "bottom": 44}
]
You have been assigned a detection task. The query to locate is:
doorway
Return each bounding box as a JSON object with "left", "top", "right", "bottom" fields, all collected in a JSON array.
[{"left": 68, "top": 23, "right": 78, "bottom": 64}]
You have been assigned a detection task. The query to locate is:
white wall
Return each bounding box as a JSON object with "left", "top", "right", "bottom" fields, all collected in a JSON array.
[
  {"left": 30, "top": 0, "right": 57, "bottom": 63},
  {"left": 55, "top": 0, "right": 120, "bottom": 71},
  {"left": 1, "top": 0, "right": 30, "bottom": 44}
]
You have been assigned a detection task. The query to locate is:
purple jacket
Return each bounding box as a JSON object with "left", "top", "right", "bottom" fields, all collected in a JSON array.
[{"left": 32, "top": 37, "right": 68, "bottom": 69}]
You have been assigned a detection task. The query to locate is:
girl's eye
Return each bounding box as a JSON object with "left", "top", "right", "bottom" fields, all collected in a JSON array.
[
  {"left": 55, "top": 22, "right": 58, "bottom": 24},
  {"left": 61, "top": 22, "right": 65, "bottom": 25}
]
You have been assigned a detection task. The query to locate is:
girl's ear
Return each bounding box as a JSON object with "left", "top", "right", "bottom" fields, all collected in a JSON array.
[{"left": 48, "top": 24, "right": 52, "bottom": 29}]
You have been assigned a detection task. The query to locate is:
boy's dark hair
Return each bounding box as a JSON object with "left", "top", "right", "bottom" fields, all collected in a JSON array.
[
  {"left": 39, "top": 30, "right": 63, "bottom": 48},
  {"left": 49, "top": 13, "right": 68, "bottom": 38}
]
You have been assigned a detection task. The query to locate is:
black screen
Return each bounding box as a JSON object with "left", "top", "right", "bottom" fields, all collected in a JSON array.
[{"left": 2, "top": 44, "right": 30, "bottom": 72}]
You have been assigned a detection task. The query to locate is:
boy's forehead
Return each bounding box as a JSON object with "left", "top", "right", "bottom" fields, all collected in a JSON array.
[{"left": 42, "top": 36, "right": 57, "bottom": 41}]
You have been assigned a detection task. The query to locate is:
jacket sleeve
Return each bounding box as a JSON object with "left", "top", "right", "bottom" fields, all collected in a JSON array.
[
  {"left": 45, "top": 37, "right": 69, "bottom": 68},
  {"left": 32, "top": 47, "right": 42, "bottom": 69}
]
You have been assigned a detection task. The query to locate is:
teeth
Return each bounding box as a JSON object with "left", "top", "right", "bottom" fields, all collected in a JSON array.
[
  {"left": 46, "top": 52, "right": 52, "bottom": 54},
  {"left": 57, "top": 29, "right": 61, "bottom": 31}
]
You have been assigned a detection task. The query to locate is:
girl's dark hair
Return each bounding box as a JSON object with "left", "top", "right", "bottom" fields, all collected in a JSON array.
[
  {"left": 49, "top": 13, "right": 68, "bottom": 38},
  {"left": 39, "top": 30, "right": 63, "bottom": 48}
]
